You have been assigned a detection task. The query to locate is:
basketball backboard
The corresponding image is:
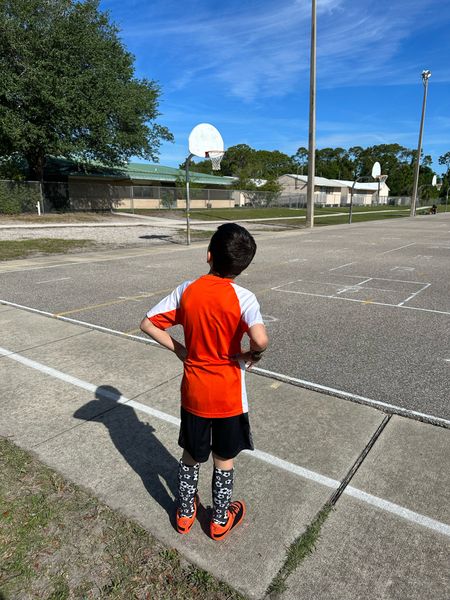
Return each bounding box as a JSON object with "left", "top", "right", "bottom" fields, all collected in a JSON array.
[{"left": 189, "top": 123, "right": 224, "bottom": 158}]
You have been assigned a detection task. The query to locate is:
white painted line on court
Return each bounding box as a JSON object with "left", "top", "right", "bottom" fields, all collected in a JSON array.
[
  {"left": 1, "top": 299, "right": 449, "bottom": 426},
  {"left": 1, "top": 344, "right": 448, "bottom": 537},
  {"left": 391, "top": 267, "right": 415, "bottom": 272},
  {"left": 344, "top": 487, "right": 450, "bottom": 537},
  {"left": 397, "top": 283, "right": 431, "bottom": 307},
  {"left": 36, "top": 277, "right": 72, "bottom": 285},
  {"left": 329, "top": 262, "right": 356, "bottom": 271},
  {"left": 270, "top": 288, "right": 450, "bottom": 316},
  {"left": 379, "top": 243, "right": 415, "bottom": 255},
  {"left": 251, "top": 366, "right": 450, "bottom": 429},
  {"left": 0, "top": 299, "right": 158, "bottom": 345}
]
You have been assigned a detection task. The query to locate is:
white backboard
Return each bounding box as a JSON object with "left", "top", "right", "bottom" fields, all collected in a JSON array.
[
  {"left": 372, "top": 162, "right": 381, "bottom": 179},
  {"left": 189, "top": 123, "right": 224, "bottom": 158},
  {"left": 432, "top": 175, "right": 437, "bottom": 186}
]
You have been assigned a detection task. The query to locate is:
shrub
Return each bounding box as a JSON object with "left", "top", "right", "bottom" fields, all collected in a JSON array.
[{"left": 0, "top": 181, "right": 41, "bottom": 214}]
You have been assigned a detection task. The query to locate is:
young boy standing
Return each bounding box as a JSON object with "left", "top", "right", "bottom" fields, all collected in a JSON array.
[{"left": 140, "top": 223, "right": 268, "bottom": 540}]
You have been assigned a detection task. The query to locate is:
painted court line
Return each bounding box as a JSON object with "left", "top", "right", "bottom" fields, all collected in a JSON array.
[
  {"left": 0, "top": 345, "right": 448, "bottom": 538},
  {"left": 251, "top": 366, "right": 450, "bottom": 429},
  {"left": 328, "top": 262, "right": 356, "bottom": 271},
  {"left": 379, "top": 242, "right": 416, "bottom": 255},
  {"left": 1, "top": 298, "right": 449, "bottom": 426},
  {"left": 397, "top": 283, "right": 431, "bottom": 307},
  {"left": 271, "top": 288, "right": 450, "bottom": 316},
  {"left": 36, "top": 277, "right": 72, "bottom": 285},
  {"left": 0, "top": 299, "right": 158, "bottom": 345}
]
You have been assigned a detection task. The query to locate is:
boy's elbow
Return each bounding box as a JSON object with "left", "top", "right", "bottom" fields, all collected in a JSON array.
[
  {"left": 140, "top": 317, "right": 150, "bottom": 333},
  {"left": 249, "top": 324, "right": 269, "bottom": 351}
]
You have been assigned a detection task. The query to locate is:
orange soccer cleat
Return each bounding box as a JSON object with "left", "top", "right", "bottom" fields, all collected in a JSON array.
[
  {"left": 210, "top": 500, "right": 246, "bottom": 541},
  {"left": 176, "top": 495, "right": 199, "bottom": 534}
]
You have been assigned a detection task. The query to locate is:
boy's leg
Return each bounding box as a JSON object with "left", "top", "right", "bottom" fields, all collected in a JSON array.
[
  {"left": 177, "top": 450, "right": 200, "bottom": 518},
  {"left": 211, "top": 453, "right": 234, "bottom": 525},
  {"left": 210, "top": 414, "right": 252, "bottom": 538}
]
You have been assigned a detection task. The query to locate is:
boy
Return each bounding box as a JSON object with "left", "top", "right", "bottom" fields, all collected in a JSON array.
[{"left": 140, "top": 223, "right": 268, "bottom": 540}]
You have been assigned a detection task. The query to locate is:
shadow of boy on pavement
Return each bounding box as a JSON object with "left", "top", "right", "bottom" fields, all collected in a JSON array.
[{"left": 73, "top": 385, "right": 179, "bottom": 521}]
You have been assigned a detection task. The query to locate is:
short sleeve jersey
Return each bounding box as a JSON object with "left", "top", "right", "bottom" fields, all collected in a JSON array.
[{"left": 146, "top": 274, "right": 264, "bottom": 418}]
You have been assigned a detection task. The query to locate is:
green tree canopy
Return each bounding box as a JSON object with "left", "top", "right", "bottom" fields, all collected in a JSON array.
[{"left": 0, "top": 0, "right": 173, "bottom": 180}]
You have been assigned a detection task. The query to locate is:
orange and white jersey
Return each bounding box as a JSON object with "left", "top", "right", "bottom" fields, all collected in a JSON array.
[{"left": 146, "top": 274, "right": 264, "bottom": 418}]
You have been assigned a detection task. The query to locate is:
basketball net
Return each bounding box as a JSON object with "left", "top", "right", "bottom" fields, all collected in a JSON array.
[{"left": 206, "top": 150, "right": 225, "bottom": 171}]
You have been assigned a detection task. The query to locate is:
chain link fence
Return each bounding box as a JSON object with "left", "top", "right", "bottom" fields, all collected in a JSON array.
[
  {"left": 1, "top": 180, "right": 445, "bottom": 215},
  {"left": 0, "top": 179, "right": 285, "bottom": 213}
]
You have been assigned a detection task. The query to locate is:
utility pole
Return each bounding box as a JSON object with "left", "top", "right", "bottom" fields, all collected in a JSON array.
[
  {"left": 411, "top": 70, "right": 431, "bottom": 216},
  {"left": 306, "top": 0, "right": 316, "bottom": 228}
]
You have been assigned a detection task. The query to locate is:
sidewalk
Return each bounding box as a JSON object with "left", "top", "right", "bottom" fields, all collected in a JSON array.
[{"left": 0, "top": 305, "right": 449, "bottom": 599}]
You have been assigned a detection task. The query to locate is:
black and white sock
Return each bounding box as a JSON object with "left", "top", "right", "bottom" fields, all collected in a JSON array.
[
  {"left": 177, "top": 460, "right": 200, "bottom": 517},
  {"left": 212, "top": 467, "right": 234, "bottom": 525}
]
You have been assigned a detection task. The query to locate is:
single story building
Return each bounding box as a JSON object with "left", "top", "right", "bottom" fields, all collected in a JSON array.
[
  {"left": 277, "top": 174, "right": 390, "bottom": 207},
  {"left": 43, "top": 158, "right": 236, "bottom": 210}
]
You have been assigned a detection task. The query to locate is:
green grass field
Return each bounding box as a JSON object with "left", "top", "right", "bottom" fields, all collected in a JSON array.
[{"left": 0, "top": 239, "right": 95, "bottom": 261}]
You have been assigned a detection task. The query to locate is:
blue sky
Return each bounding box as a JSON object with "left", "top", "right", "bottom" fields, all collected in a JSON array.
[{"left": 100, "top": 0, "right": 450, "bottom": 174}]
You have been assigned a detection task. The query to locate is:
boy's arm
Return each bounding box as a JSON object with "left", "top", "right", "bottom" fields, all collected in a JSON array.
[
  {"left": 232, "top": 323, "right": 269, "bottom": 367},
  {"left": 140, "top": 318, "right": 187, "bottom": 362}
]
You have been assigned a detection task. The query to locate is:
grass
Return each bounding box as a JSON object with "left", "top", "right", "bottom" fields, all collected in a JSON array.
[
  {"left": 315, "top": 211, "right": 407, "bottom": 227},
  {"left": 0, "top": 239, "right": 95, "bottom": 261},
  {"left": 266, "top": 504, "right": 333, "bottom": 597},
  {"left": 0, "top": 212, "right": 116, "bottom": 224},
  {"left": 0, "top": 437, "right": 246, "bottom": 600}
]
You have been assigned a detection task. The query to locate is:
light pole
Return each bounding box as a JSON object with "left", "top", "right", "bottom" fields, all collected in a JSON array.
[
  {"left": 184, "top": 153, "right": 194, "bottom": 245},
  {"left": 306, "top": 0, "right": 316, "bottom": 228},
  {"left": 411, "top": 70, "right": 431, "bottom": 217}
]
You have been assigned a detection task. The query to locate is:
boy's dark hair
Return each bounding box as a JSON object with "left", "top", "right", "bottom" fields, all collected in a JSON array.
[{"left": 208, "top": 223, "right": 257, "bottom": 277}]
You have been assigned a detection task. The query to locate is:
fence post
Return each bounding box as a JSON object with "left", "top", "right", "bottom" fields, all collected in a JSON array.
[
  {"left": 131, "top": 184, "right": 135, "bottom": 214},
  {"left": 39, "top": 181, "right": 45, "bottom": 214}
]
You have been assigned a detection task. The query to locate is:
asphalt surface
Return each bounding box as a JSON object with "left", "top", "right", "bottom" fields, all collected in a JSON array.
[{"left": 1, "top": 213, "right": 449, "bottom": 420}]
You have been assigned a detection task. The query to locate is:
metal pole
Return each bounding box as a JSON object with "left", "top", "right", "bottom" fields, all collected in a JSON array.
[
  {"left": 446, "top": 186, "right": 449, "bottom": 212},
  {"left": 185, "top": 153, "right": 193, "bottom": 246},
  {"left": 411, "top": 72, "right": 431, "bottom": 217},
  {"left": 306, "top": 0, "right": 316, "bottom": 228},
  {"left": 349, "top": 181, "right": 356, "bottom": 224}
]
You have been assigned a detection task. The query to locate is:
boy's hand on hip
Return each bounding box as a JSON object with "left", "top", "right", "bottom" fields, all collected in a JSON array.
[
  {"left": 174, "top": 345, "right": 187, "bottom": 362},
  {"left": 231, "top": 351, "right": 261, "bottom": 369}
]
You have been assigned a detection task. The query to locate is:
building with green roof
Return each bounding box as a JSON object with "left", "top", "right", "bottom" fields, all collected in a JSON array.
[{"left": 44, "top": 157, "right": 237, "bottom": 210}]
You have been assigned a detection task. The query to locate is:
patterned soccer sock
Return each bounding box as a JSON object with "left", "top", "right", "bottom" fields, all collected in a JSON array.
[
  {"left": 177, "top": 460, "right": 200, "bottom": 517},
  {"left": 212, "top": 467, "right": 234, "bottom": 525}
]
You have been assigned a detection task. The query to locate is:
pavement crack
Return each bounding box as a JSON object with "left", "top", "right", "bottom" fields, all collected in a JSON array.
[
  {"left": 264, "top": 414, "right": 392, "bottom": 598},
  {"left": 0, "top": 330, "right": 92, "bottom": 362},
  {"left": 30, "top": 373, "right": 182, "bottom": 450},
  {"left": 328, "top": 414, "right": 391, "bottom": 506}
]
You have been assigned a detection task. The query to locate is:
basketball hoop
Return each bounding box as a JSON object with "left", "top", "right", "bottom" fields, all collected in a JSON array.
[{"left": 206, "top": 150, "right": 225, "bottom": 171}]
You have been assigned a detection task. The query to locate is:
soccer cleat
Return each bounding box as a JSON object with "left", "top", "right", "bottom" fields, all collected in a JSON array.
[
  {"left": 176, "top": 495, "right": 198, "bottom": 534},
  {"left": 210, "top": 500, "right": 246, "bottom": 541}
]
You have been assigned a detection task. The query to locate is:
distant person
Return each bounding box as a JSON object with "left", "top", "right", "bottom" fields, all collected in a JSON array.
[
  {"left": 140, "top": 223, "right": 268, "bottom": 540},
  {"left": 430, "top": 204, "right": 437, "bottom": 214}
]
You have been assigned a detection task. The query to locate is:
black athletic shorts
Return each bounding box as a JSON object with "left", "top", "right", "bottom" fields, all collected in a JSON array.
[{"left": 178, "top": 406, "right": 254, "bottom": 463}]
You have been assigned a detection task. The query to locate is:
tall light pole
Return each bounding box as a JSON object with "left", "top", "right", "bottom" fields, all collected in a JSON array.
[
  {"left": 411, "top": 70, "right": 431, "bottom": 217},
  {"left": 306, "top": 0, "right": 316, "bottom": 228}
]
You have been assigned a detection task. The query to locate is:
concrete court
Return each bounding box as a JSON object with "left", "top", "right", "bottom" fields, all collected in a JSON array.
[
  {"left": 1, "top": 307, "right": 449, "bottom": 599},
  {"left": 0, "top": 214, "right": 449, "bottom": 421}
]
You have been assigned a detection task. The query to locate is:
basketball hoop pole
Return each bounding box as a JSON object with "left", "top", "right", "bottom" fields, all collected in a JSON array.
[{"left": 185, "top": 153, "right": 194, "bottom": 245}]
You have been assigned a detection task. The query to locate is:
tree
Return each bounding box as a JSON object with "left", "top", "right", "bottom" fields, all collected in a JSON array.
[{"left": 0, "top": 0, "right": 173, "bottom": 181}]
